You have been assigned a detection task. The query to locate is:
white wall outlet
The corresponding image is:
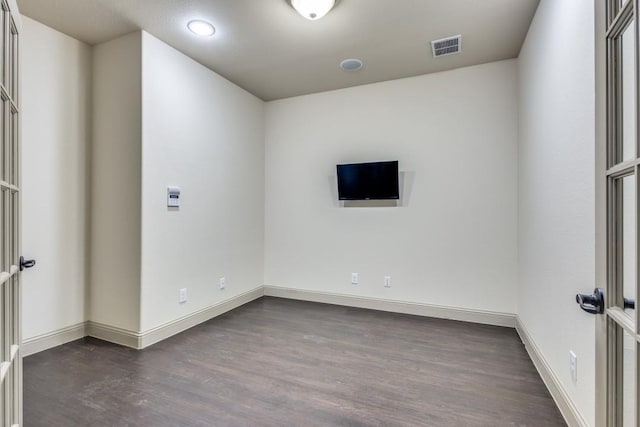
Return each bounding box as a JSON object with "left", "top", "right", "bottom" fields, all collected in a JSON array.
[
  {"left": 569, "top": 350, "right": 578, "bottom": 383},
  {"left": 384, "top": 276, "right": 391, "bottom": 288},
  {"left": 351, "top": 273, "right": 359, "bottom": 284},
  {"left": 179, "top": 288, "right": 187, "bottom": 304},
  {"left": 219, "top": 277, "right": 226, "bottom": 290}
]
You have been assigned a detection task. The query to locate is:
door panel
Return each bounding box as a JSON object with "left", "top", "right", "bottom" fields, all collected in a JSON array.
[
  {"left": 0, "top": 0, "right": 20, "bottom": 425},
  {"left": 601, "top": 0, "right": 640, "bottom": 425}
]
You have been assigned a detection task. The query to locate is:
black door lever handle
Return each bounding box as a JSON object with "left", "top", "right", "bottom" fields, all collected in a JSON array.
[
  {"left": 624, "top": 298, "right": 636, "bottom": 310},
  {"left": 19, "top": 256, "right": 36, "bottom": 271},
  {"left": 576, "top": 288, "right": 605, "bottom": 314}
]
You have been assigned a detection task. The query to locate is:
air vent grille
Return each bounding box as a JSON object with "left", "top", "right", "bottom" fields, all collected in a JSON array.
[{"left": 431, "top": 35, "right": 462, "bottom": 58}]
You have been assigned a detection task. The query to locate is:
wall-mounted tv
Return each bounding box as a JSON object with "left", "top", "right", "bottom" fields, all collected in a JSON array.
[{"left": 336, "top": 161, "right": 399, "bottom": 200}]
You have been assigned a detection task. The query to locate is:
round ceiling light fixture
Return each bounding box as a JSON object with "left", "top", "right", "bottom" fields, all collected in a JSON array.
[
  {"left": 289, "top": 0, "right": 337, "bottom": 20},
  {"left": 187, "top": 20, "right": 215, "bottom": 37},
  {"left": 340, "top": 58, "right": 364, "bottom": 72}
]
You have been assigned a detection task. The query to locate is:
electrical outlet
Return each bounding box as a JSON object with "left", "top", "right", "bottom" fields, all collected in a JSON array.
[
  {"left": 179, "top": 288, "right": 187, "bottom": 304},
  {"left": 351, "top": 273, "right": 359, "bottom": 284},
  {"left": 569, "top": 351, "right": 577, "bottom": 383},
  {"left": 384, "top": 276, "right": 391, "bottom": 288},
  {"left": 219, "top": 277, "right": 226, "bottom": 290}
]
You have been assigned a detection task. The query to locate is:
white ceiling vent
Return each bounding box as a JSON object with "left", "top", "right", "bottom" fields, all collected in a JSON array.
[{"left": 431, "top": 35, "right": 462, "bottom": 58}]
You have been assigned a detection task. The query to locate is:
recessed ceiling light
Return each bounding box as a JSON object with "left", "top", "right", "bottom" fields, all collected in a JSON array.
[
  {"left": 188, "top": 20, "right": 215, "bottom": 37},
  {"left": 340, "top": 59, "right": 364, "bottom": 72}
]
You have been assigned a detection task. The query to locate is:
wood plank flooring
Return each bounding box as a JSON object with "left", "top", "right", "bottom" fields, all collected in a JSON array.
[{"left": 24, "top": 297, "right": 566, "bottom": 426}]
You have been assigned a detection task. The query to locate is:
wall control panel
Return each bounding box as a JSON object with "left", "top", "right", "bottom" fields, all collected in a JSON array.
[{"left": 167, "top": 186, "right": 181, "bottom": 207}]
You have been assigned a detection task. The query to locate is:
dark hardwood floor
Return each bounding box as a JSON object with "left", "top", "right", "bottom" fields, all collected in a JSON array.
[{"left": 24, "top": 297, "right": 566, "bottom": 426}]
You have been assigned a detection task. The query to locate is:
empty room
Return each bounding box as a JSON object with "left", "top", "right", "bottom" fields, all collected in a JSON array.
[{"left": 0, "top": 0, "right": 635, "bottom": 426}]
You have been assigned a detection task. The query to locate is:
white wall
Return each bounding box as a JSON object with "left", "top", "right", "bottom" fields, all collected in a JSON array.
[
  {"left": 21, "top": 16, "right": 91, "bottom": 340},
  {"left": 19, "top": 14, "right": 600, "bottom": 426},
  {"left": 19, "top": 8, "right": 600, "bottom": 424},
  {"left": 517, "top": 0, "right": 595, "bottom": 425},
  {"left": 139, "top": 33, "right": 265, "bottom": 331},
  {"left": 91, "top": 32, "right": 142, "bottom": 332},
  {"left": 264, "top": 60, "right": 518, "bottom": 315}
]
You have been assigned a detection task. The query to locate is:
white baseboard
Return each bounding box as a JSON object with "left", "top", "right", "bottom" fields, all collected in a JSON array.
[
  {"left": 22, "top": 322, "right": 88, "bottom": 357},
  {"left": 87, "top": 287, "right": 265, "bottom": 350},
  {"left": 264, "top": 286, "right": 516, "bottom": 328},
  {"left": 23, "top": 288, "right": 588, "bottom": 427},
  {"left": 138, "top": 287, "right": 264, "bottom": 349},
  {"left": 87, "top": 321, "right": 141, "bottom": 349},
  {"left": 23, "top": 288, "right": 514, "bottom": 356},
  {"left": 516, "top": 318, "right": 588, "bottom": 427}
]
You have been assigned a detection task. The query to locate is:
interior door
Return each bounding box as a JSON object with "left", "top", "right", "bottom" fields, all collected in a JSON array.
[
  {"left": 593, "top": 0, "right": 640, "bottom": 425},
  {"left": 0, "top": 0, "right": 21, "bottom": 425}
]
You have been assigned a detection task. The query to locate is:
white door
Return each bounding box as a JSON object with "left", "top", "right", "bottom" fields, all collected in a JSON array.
[
  {"left": 594, "top": 0, "right": 640, "bottom": 425},
  {"left": 0, "top": 0, "right": 22, "bottom": 425}
]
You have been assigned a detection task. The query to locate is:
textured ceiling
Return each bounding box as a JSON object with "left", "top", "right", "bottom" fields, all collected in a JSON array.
[{"left": 17, "top": 0, "right": 540, "bottom": 101}]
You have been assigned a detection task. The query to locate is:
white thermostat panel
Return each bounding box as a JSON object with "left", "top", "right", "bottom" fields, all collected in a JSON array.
[{"left": 167, "top": 186, "right": 181, "bottom": 207}]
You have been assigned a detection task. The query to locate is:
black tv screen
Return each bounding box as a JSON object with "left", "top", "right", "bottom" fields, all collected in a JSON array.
[{"left": 337, "top": 161, "right": 399, "bottom": 200}]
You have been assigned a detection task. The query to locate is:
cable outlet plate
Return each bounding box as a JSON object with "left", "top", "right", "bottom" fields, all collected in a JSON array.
[
  {"left": 351, "top": 273, "right": 359, "bottom": 284},
  {"left": 179, "top": 288, "right": 187, "bottom": 304},
  {"left": 219, "top": 277, "right": 226, "bottom": 290}
]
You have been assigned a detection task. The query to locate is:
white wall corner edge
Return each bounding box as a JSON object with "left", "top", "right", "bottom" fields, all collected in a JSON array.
[
  {"left": 263, "top": 286, "right": 516, "bottom": 328},
  {"left": 516, "top": 318, "right": 589, "bottom": 427}
]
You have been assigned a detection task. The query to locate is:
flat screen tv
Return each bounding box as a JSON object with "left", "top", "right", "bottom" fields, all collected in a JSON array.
[{"left": 337, "top": 161, "right": 399, "bottom": 200}]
